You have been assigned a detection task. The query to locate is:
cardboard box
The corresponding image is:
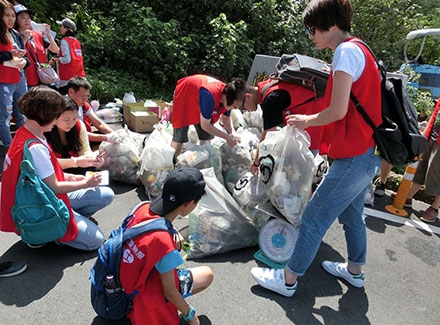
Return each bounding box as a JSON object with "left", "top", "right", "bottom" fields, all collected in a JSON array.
[
  {"left": 130, "top": 111, "right": 159, "bottom": 133},
  {"left": 123, "top": 102, "right": 159, "bottom": 132}
]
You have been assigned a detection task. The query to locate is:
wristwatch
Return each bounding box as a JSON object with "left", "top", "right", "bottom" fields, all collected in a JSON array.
[{"left": 182, "top": 306, "right": 196, "bottom": 321}]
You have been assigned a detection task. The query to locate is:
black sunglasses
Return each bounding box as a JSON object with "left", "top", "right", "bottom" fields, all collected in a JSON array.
[{"left": 306, "top": 26, "right": 316, "bottom": 36}]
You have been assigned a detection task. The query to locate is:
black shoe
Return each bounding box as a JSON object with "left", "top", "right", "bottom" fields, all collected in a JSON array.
[
  {"left": 374, "top": 181, "right": 386, "bottom": 197},
  {"left": 0, "top": 261, "right": 27, "bottom": 277}
]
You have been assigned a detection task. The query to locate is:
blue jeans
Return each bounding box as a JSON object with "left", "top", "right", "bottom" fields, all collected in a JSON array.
[
  {"left": 59, "top": 186, "right": 114, "bottom": 251},
  {"left": 0, "top": 72, "right": 27, "bottom": 146},
  {"left": 67, "top": 186, "right": 114, "bottom": 218},
  {"left": 286, "top": 147, "right": 381, "bottom": 276},
  {"left": 61, "top": 212, "right": 105, "bottom": 251}
]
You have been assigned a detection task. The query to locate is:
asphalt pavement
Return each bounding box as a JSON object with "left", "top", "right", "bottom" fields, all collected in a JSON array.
[{"left": 1, "top": 142, "right": 440, "bottom": 325}]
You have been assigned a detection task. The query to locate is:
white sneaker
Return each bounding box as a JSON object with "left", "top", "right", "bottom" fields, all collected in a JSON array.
[
  {"left": 322, "top": 261, "right": 365, "bottom": 288},
  {"left": 251, "top": 267, "right": 297, "bottom": 297}
]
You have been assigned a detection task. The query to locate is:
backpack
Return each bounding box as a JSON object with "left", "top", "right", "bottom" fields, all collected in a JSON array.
[
  {"left": 350, "top": 40, "right": 428, "bottom": 166},
  {"left": 12, "top": 139, "right": 70, "bottom": 245},
  {"left": 90, "top": 201, "right": 174, "bottom": 321},
  {"left": 272, "top": 53, "right": 331, "bottom": 98}
]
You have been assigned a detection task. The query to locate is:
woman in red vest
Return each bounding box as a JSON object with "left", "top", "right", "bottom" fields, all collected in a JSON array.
[
  {"left": 0, "top": 0, "right": 28, "bottom": 147},
  {"left": 171, "top": 74, "right": 250, "bottom": 157},
  {"left": 14, "top": 4, "right": 59, "bottom": 87},
  {"left": 0, "top": 86, "right": 105, "bottom": 251},
  {"left": 251, "top": 0, "right": 382, "bottom": 297},
  {"left": 53, "top": 18, "right": 86, "bottom": 95}
]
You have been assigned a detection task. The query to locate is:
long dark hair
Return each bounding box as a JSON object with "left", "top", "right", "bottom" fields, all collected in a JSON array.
[
  {"left": 45, "top": 97, "right": 82, "bottom": 157},
  {"left": 0, "top": 0, "right": 14, "bottom": 45}
]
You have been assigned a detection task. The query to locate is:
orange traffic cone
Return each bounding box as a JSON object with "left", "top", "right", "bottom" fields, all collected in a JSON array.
[{"left": 385, "top": 161, "right": 419, "bottom": 217}]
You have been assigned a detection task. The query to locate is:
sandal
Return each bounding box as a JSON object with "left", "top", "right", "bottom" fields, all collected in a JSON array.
[{"left": 420, "top": 206, "right": 438, "bottom": 223}]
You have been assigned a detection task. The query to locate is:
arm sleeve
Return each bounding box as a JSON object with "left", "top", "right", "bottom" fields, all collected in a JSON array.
[
  {"left": 77, "top": 120, "right": 92, "bottom": 156},
  {"left": 261, "top": 89, "right": 291, "bottom": 130},
  {"left": 155, "top": 250, "right": 184, "bottom": 274},
  {"left": 0, "top": 51, "right": 13, "bottom": 63},
  {"left": 59, "top": 39, "right": 71, "bottom": 64},
  {"left": 28, "top": 143, "right": 55, "bottom": 179},
  {"left": 199, "top": 87, "right": 216, "bottom": 119}
]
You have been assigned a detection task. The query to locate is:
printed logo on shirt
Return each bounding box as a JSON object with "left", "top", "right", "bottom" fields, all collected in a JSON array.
[
  {"left": 74, "top": 49, "right": 83, "bottom": 57},
  {"left": 122, "top": 239, "right": 145, "bottom": 264}
]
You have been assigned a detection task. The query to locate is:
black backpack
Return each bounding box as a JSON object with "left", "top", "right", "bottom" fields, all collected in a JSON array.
[
  {"left": 90, "top": 201, "right": 174, "bottom": 321},
  {"left": 272, "top": 53, "right": 331, "bottom": 98},
  {"left": 350, "top": 40, "right": 428, "bottom": 166}
]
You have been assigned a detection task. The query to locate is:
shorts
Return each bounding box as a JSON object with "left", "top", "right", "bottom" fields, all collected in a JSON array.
[
  {"left": 172, "top": 124, "right": 214, "bottom": 143},
  {"left": 413, "top": 140, "right": 440, "bottom": 196},
  {"left": 177, "top": 268, "right": 194, "bottom": 298}
]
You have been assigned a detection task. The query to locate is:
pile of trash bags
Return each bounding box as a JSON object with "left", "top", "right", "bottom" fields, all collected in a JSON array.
[{"left": 103, "top": 104, "right": 326, "bottom": 260}]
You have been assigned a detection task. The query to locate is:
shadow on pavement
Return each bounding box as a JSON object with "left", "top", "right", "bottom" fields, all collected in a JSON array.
[
  {"left": 250, "top": 242, "right": 370, "bottom": 325},
  {"left": 0, "top": 241, "right": 97, "bottom": 307}
]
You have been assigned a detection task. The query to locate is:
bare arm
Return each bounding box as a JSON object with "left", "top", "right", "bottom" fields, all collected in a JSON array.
[
  {"left": 160, "top": 270, "right": 198, "bottom": 321},
  {"left": 42, "top": 172, "right": 101, "bottom": 194},
  {"left": 87, "top": 110, "right": 113, "bottom": 134},
  {"left": 199, "top": 114, "right": 238, "bottom": 147},
  {"left": 286, "top": 71, "right": 353, "bottom": 128}
]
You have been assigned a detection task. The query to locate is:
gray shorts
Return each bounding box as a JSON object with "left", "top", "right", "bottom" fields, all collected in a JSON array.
[
  {"left": 172, "top": 124, "right": 214, "bottom": 143},
  {"left": 413, "top": 140, "right": 440, "bottom": 196}
]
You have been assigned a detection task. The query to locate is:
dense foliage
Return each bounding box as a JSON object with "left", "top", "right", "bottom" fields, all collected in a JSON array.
[{"left": 22, "top": 0, "right": 440, "bottom": 109}]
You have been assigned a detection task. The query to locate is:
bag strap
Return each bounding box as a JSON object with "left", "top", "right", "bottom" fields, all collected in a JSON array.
[
  {"left": 22, "top": 139, "right": 40, "bottom": 164},
  {"left": 25, "top": 42, "right": 41, "bottom": 68},
  {"left": 347, "top": 39, "right": 385, "bottom": 132}
]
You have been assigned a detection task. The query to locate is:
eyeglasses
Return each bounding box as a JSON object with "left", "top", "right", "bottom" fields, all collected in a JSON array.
[
  {"left": 306, "top": 26, "right": 316, "bottom": 36},
  {"left": 80, "top": 94, "right": 92, "bottom": 100}
]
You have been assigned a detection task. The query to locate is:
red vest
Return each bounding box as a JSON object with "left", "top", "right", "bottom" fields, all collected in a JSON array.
[
  {"left": 119, "top": 203, "right": 179, "bottom": 325},
  {"left": 0, "top": 38, "right": 20, "bottom": 84},
  {"left": 320, "top": 38, "right": 382, "bottom": 158},
  {"left": 257, "top": 79, "right": 325, "bottom": 150},
  {"left": 25, "top": 31, "right": 48, "bottom": 86},
  {"left": 0, "top": 127, "right": 79, "bottom": 242},
  {"left": 81, "top": 102, "right": 92, "bottom": 132},
  {"left": 58, "top": 37, "right": 86, "bottom": 80},
  {"left": 172, "top": 74, "right": 226, "bottom": 128}
]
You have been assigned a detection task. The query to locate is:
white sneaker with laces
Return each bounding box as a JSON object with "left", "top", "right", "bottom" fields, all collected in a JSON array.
[
  {"left": 322, "top": 261, "right": 365, "bottom": 288},
  {"left": 251, "top": 267, "right": 297, "bottom": 297}
]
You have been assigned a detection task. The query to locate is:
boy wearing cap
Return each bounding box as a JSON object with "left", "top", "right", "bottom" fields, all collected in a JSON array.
[
  {"left": 119, "top": 167, "right": 214, "bottom": 325},
  {"left": 53, "top": 17, "right": 86, "bottom": 94}
]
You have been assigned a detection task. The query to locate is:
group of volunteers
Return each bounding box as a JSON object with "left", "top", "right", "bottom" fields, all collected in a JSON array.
[{"left": 0, "top": 0, "right": 438, "bottom": 324}]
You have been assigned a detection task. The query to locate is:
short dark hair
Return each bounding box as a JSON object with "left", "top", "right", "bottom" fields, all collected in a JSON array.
[
  {"left": 18, "top": 86, "right": 65, "bottom": 126},
  {"left": 222, "top": 78, "right": 250, "bottom": 106},
  {"left": 303, "top": 0, "right": 353, "bottom": 33},
  {"left": 67, "top": 76, "right": 92, "bottom": 92}
]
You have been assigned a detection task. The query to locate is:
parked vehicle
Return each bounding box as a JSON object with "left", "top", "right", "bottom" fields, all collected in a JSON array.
[{"left": 401, "top": 28, "right": 440, "bottom": 99}]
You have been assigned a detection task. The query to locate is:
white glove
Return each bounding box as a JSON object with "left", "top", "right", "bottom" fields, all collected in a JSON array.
[{"left": 105, "top": 132, "right": 122, "bottom": 144}]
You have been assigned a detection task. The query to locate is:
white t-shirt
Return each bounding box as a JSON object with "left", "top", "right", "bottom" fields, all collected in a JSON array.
[
  {"left": 28, "top": 138, "right": 55, "bottom": 180},
  {"left": 332, "top": 41, "right": 366, "bottom": 82}
]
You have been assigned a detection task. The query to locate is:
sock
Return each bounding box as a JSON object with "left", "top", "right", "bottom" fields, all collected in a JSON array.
[
  {"left": 285, "top": 281, "right": 296, "bottom": 287},
  {"left": 348, "top": 269, "right": 361, "bottom": 276}
]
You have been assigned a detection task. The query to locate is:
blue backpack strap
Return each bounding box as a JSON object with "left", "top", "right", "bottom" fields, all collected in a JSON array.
[{"left": 111, "top": 218, "right": 173, "bottom": 284}]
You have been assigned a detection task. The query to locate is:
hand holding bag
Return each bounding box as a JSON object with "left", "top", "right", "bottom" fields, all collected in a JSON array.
[{"left": 12, "top": 139, "right": 70, "bottom": 245}]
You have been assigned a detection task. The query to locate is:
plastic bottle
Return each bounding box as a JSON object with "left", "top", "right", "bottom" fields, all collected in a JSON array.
[{"left": 104, "top": 274, "right": 119, "bottom": 298}]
